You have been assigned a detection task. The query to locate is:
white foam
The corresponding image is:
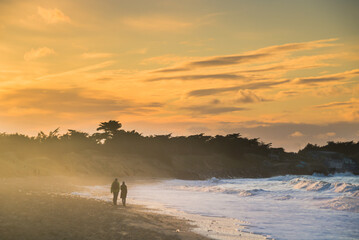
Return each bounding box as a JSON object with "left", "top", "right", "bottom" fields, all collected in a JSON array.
[
  {"left": 322, "top": 197, "right": 359, "bottom": 212},
  {"left": 290, "top": 178, "right": 359, "bottom": 194},
  {"left": 175, "top": 185, "right": 266, "bottom": 197}
]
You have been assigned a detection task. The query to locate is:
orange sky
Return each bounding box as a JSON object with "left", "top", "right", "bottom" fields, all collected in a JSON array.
[{"left": 1, "top": 0, "right": 359, "bottom": 151}]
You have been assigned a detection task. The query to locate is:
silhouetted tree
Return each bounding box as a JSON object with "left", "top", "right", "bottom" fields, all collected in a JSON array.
[
  {"left": 62, "top": 129, "right": 89, "bottom": 141},
  {"left": 96, "top": 120, "right": 122, "bottom": 141},
  {"left": 36, "top": 128, "right": 60, "bottom": 143},
  {"left": 97, "top": 120, "right": 122, "bottom": 134}
]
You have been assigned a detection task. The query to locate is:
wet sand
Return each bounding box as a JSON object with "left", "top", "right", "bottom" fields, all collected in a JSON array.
[{"left": 0, "top": 177, "right": 208, "bottom": 240}]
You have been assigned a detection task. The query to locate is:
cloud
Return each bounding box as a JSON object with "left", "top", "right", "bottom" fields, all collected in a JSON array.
[
  {"left": 326, "top": 132, "right": 336, "bottom": 136},
  {"left": 0, "top": 88, "right": 163, "bottom": 116},
  {"left": 146, "top": 73, "right": 244, "bottom": 82},
  {"left": 316, "top": 132, "right": 336, "bottom": 139},
  {"left": 24, "top": 47, "right": 55, "bottom": 61},
  {"left": 297, "top": 76, "right": 344, "bottom": 84},
  {"left": 182, "top": 105, "right": 247, "bottom": 115},
  {"left": 277, "top": 91, "right": 299, "bottom": 97},
  {"left": 290, "top": 131, "right": 304, "bottom": 137},
  {"left": 154, "top": 38, "right": 338, "bottom": 72},
  {"left": 122, "top": 16, "right": 191, "bottom": 31},
  {"left": 142, "top": 55, "right": 191, "bottom": 66},
  {"left": 0, "top": 88, "right": 130, "bottom": 114},
  {"left": 81, "top": 52, "right": 114, "bottom": 59},
  {"left": 188, "top": 79, "right": 290, "bottom": 97},
  {"left": 37, "top": 7, "right": 71, "bottom": 24},
  {"left": 313, "top": 100, "right": 356, "bottom": 109},
  {"left": 236, "top": 90, "right": 267, "bottom": 103},
  {"left": 186, "top": 53, "right": 269, "bottom": 68},
  {"left": 242, "top": 66, "right": 286, "bottom": 73},
  {"left": 295, "top": 69, "right": 359, "bottom": 85},
  {"left": 159, "top": 53, "right": 269, "bottom": 72},
  {"left": 254, "top": 38, "right": 337, "bottom": 54},
  {"left": 37, "top": 61, "right": 114, "bottom": 80}
]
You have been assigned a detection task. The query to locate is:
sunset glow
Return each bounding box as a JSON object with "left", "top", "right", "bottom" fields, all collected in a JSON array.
[{"left": 1, "top": 0, "right": 359, "bottom": 151}]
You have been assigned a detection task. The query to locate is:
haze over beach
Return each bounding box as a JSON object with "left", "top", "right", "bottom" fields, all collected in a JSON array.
[{"left": 1, "top": 1, "right": 359, "bottom": 240}]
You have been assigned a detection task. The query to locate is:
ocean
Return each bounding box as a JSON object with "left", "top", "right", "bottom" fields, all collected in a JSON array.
[{"left": 71, "top": 173, "right": 359, "bottom": 240}]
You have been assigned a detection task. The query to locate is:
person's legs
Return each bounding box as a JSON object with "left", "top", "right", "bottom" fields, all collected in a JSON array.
[
  {"left": 122, "top": 197, "right": 126, "bottom": 206},
  {"left": 113, "top": 191, "right": 119, "bottom": 205}
]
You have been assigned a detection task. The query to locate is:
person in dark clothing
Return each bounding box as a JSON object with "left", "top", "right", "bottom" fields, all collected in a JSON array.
[
  {"left": 120, "top": 181, "right": 127, "bottom": 206},
  {"left": 111, "top": 178, "right": 120, "bottom": 205}
]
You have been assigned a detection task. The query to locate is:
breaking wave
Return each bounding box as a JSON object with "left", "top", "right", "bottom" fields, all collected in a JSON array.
[
  {"left": 290, "top": 178, "right": 359, "bottom": 193},
  {"left": 322, "top": 196, "right": 359, "bottom": 213},
  {"left": 175, "top": 185, "right": 267, "bottom": 196}
]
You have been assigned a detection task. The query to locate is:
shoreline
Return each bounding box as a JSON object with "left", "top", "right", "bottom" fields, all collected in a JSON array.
[
  {"left": 0, "top": 176, "right": 208, "bottom": 240},
  {"left": 68, "top": 178, "right": 269, "bottom": 240},
  {"left": 128, "top": 199, "right": 269, "bottom": 240},
  {"left": 0, "top": 176, "right": 268, "bottom": 240}
]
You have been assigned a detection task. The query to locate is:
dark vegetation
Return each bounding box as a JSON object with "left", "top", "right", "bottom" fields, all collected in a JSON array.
[
  {"left": 300, "top": 141, "right": 359, "bottom": 157},
  {"left": 1, "top": 120, "right": 358, "bottom": 178}
]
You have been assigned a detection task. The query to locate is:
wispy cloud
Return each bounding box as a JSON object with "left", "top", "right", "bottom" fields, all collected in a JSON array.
[
  {"left": 153, "top": 38, "right": 338, "bottom": 72},
  {"left": 253, "top": 38, "right": 337, "bottom": 55},
  {"left": 186, "top": 53, "right": 269, "bottom": 68},
  {"left": 236, "top": 90, "right": 268, "bottom": 103},
  {"left": 37, "top": 61, "right": 114, "bottom": 80},
  {"left": 24, "top": 47, "right": 55, "bottom": 61},
  {"left": 122, "top": 16, "right": 191, "bottom": 32},
  {"left": 81, "top": 52, "right": 115, "bottom": 59},
  {"left": 0, "top": 88, "right": 163, "bottom": 117},
  {"left": 290, "top": 131, "right": 304, "bottom": 137},
  {"left": 295, "top": 69, "right": 359, "bottom": 85},
  {"left": 313, "top": 99, "right": 357, "bottom": 109},
  {"left": 146, "top": 73, "right": 244, "bottom": 82},
  {"left": 182, "top": 105, "right": 247, "bottom": 115},
  {"left": 188, "top": 79, "right": 290, "bottom": 97},
  {"left": 37, "top": 7, "right": 71, "bottom": 24},
  {"left": 141, "top": 55, "right": 191, "bottom": 66}
]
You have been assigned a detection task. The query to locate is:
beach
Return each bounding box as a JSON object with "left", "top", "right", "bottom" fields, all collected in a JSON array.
[
  {"left": 0, "top": 177, "right": 209, "bottom": 240},
  {"left": 2, "top": 175, "right": 357, "bottom": 240},
  {"left": 0, "top": 177, "right": 265, "bottom": 240}
]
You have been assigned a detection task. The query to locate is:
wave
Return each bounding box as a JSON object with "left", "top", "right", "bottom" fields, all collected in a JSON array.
[
  {"left": 208, "top": 177, "right": 221, "bottom": 183},
  {"left": 290, "top": 178, "right": 359, "bottom": 193},
  {"left": 352, "top": 191, "right": 359, "bottom": 198},
  {"left": 175, "top": 185, "right": 267, "bottom": 196},
  {"left": 321, "top": 196, "right": 359, "bottom": 213},
  {"left": 332, "top": 182, "right": 359, "bottom": 193},
  {"left": 291, "top": 179, "right": 332, "bottom": 191},
  {"left": 275, "top": 195, "right": 292, "bottom": 200},
  {"left": 268, "top": 175, "right": 299, "bottom": 181}
]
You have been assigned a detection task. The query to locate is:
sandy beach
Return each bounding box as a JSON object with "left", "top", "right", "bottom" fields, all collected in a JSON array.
[{"left": 0, "top": 177, "right": 210, "bottom": 240}]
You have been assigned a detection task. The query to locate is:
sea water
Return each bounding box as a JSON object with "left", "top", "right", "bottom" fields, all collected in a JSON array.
[{"left": 72, "top": 173, "right": 359, "bottom": 240}]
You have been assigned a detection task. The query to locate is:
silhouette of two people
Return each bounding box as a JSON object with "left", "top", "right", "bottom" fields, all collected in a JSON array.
[{"left": 111, "top": 178, "right": 127, "bottom": 206}]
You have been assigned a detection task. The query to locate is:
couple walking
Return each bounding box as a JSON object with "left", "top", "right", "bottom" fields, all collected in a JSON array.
[{"left": 111, "top": 178, "right": 127, "bottom": 206}]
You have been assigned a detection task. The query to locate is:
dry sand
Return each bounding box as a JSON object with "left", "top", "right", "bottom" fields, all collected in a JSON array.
[{"left": 0, "top": 177, "right": 209, "bottom": 240}]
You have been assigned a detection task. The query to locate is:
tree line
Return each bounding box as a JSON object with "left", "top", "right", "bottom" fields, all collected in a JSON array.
[
  {"left": 1, "top": 120, "right": 358, "bottom": 177},
  {"left": 1, "top": 120, "right": 358, "bottom": 158},
  {"left": 0, "top": 120, "right": 273, "bottom": 158}
]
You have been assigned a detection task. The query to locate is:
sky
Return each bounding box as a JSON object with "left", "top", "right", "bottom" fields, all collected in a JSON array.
[{"left": 1, "top": 0, "right": 359, "bottom": 151}]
